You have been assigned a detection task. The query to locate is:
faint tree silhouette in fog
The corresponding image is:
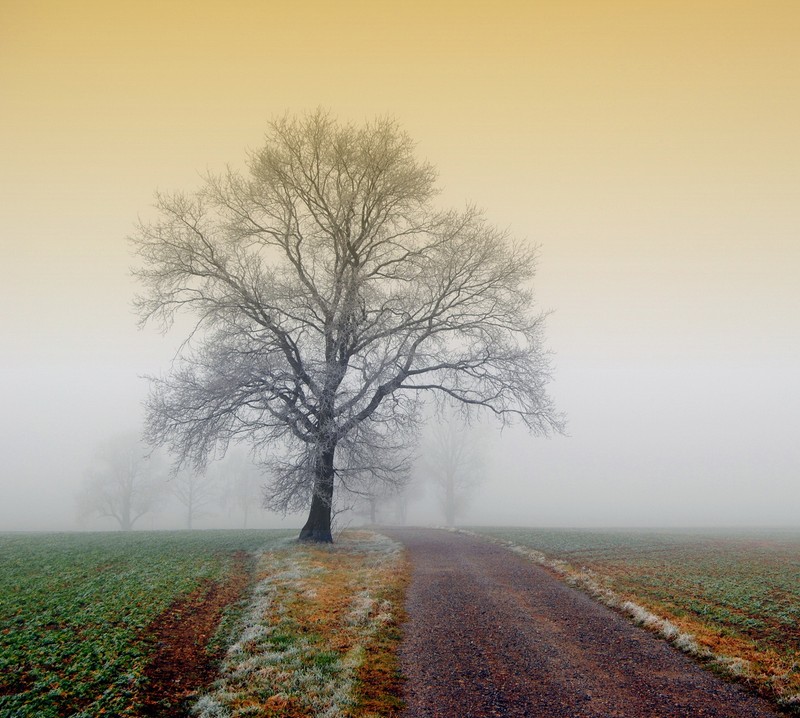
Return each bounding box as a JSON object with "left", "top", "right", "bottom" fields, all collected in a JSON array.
[
  {"left": 422, "top": 401, "right": 484, "bottom": 527},
  {"left": 169, "top": 469, "right": 219, "bottom": 529},
  {"left": 213, "top": 450, "right": 264, "bottom": 528},
  {"left": 132, "top": 110, "right": 564, "bottom": 542},
  {"left": 77, "top": 434, "right": 163, "bottom": 531}
]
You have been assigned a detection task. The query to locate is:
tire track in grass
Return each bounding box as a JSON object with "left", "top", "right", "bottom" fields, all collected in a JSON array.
[
  {"left": 138, "top": 552, "right": 253, "bottom": 717},
  {"left": 0, "top": 531, "right": 296, "bottom": 718}
]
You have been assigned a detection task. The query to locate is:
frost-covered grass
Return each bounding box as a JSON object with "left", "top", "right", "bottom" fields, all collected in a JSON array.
[
  {"left": 0, "top": 530, "right": 294, "bottom": 718},
  {"left": 467, "top": 527, "right": 800, "bottom": 714},
  {"left": 192, "top": 530, "right": 407, "bottom": 718}
]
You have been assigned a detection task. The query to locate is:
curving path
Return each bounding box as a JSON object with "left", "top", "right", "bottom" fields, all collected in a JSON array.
[{"left": 383, "top": 528, "right": 781, "bottom": 718}]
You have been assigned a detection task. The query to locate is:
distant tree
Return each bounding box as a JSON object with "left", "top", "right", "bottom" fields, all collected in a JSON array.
[
  {"left": 422, "top": 403, "right": 484, "bottom": 526},
  {"left": 350, "top": 470, "right": 408, "bottom": 525},
  {"left": 389, "top": 476, "right": 423, "bottom": 525},
  {"left": 213, "top": 450, "right": 264, "bottom": 528},
  {"left": 132, "top": 110, "right": 563, "bottom": 542},
  {"left": 77, "top": 434, "right": 163, "bottom": 531},
  {"left": 169, "top": 469, "right": 219, "bottom": 529},
  {"left": 341, "top": 417, "right": 416, "bottom": 525}
]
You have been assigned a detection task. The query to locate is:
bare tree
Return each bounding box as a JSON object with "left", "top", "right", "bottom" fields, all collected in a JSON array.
[
  {"left": 422, "top": 402, "right": 484, "bottom": 526},
  {"left": 77, "top": 434, "right": 163, "bottom": 531},
  {"left": 389, "top": 475, "right": 424, "bottom": 525},
  {"left": 132, "top": 110, "right": 564, "bottom": 542},
  {"left": 348, "top": 433, "right": 413, "bottom": 525},
  {"left": 351, "top": 488, "right": 392, "bottom": 525},
  {"left": 213, "top": 449, "right": 264, "bottom": 528},
  {"left": 170, "top": 469, "right": 219, "bottom": 529}
]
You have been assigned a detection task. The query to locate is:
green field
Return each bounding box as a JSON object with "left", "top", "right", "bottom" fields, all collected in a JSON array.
[
  {"left": 7, "top": 527, "right": 798, "bottom": 716},
  {"left": 0, "top": 530, "right": 294, "bottom": 718},
  {"left": 472, "top": 527, "right": 800, "bottom": 711}
]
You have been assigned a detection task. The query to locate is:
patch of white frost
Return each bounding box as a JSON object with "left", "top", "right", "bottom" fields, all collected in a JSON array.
[{"left": 190, "top": 530, "right": 402, "bottom": 718}]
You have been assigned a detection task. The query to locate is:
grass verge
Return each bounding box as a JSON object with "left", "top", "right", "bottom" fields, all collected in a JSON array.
[
  {"left": 465, "top": 527, "right": 800, "bottom": 715},
  {"left": 191, "top": 529, "right": 409, "bottom": 718}
]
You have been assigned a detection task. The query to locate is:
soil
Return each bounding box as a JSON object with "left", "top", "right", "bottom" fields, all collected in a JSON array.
[
  {"left": 137, "top": 551, "right": 251, "bottom": 717},
  {"left": 384, "top": 528, "right": 783, "bottom": 718}
]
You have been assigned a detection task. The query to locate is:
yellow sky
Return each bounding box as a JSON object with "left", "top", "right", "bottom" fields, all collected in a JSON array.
[
  {"left": 1, "top": 1, "right": 799, "bottom": 527},
  {"left": 3, "top": 1, "right": 798, "bottom": 271}
]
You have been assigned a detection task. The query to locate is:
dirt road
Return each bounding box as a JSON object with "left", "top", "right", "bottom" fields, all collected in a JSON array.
[{"left": 384, "top": 528, "right": 780, "bottom": 718}]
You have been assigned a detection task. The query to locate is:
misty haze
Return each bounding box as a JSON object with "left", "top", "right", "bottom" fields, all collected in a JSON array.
[{"left": 2, "top": 1, "right": 799, "bottom": 716}]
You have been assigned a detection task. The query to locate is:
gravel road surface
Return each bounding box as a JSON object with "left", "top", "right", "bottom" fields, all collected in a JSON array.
[{"left": 384, "top": 528, "right": 781, "bottom": 718}]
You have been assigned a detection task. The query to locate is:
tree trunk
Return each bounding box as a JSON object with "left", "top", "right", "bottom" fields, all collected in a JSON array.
[
  {"left": 299, "top": 446, "right": 335, "bottom": 542},
  {"left": 397, "top": 495, "right": 407, "bottom": 525},
  {"left": 444, "top": 471, "right": 456, "bottom": 527},
  {"left": 120, "top": 498, "right": 133, "bottom": 531}
]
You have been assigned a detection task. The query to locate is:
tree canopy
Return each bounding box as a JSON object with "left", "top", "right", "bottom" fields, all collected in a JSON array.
[{"left": 132, "top": 110, "right": 563, "bottom": 541}]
